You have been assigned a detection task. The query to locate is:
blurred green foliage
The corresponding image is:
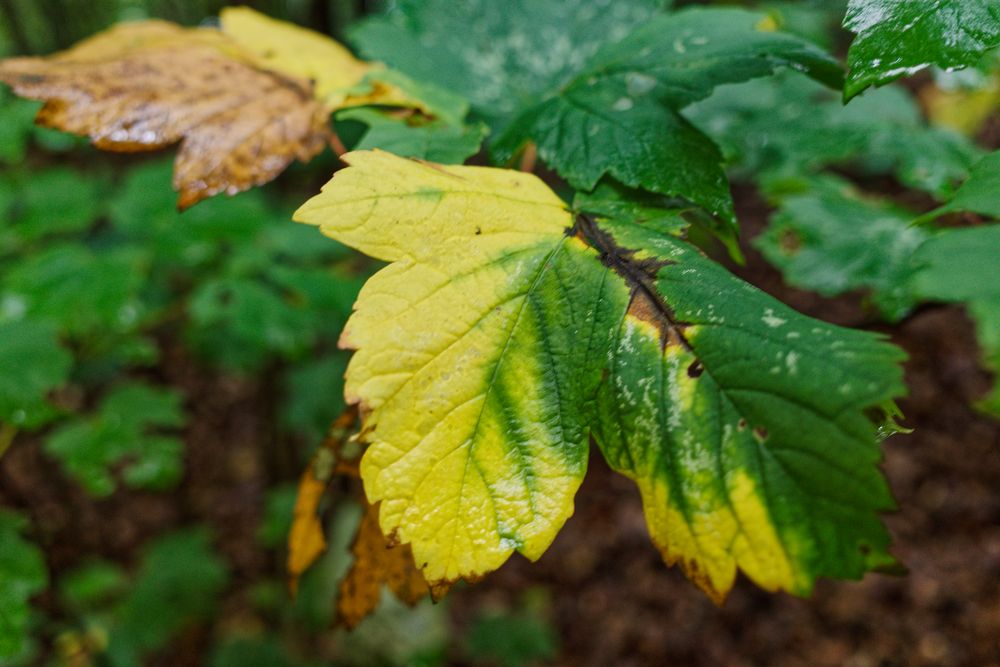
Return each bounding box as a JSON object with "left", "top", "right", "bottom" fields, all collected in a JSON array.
[
  {"left": 0, "top": 30, "right": 560, "bottom": 664},
  {"left": 0, "top": 511, "right": 48, "bottom": 659}
]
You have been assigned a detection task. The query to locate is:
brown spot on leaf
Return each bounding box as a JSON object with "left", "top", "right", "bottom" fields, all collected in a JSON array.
[
  {"left": 651, "top": 543, "right": 728, "bottom": 606},
  {"left": 687, "top": 360, "right": 704, "bottom": 378},
  {"left": 753, "top": 426, "right": 770, "bottom": 442},
  {"left": 778, "top": 228, "right": 802, "bottom": 255},
  {"left": 627, "top": 290, "right": 687, "bottom": 348}
]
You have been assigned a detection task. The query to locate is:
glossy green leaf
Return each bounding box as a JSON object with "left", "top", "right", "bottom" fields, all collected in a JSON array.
[
  {"left": 45, "top": 383, "right": 185, "bottom": 496},
  {"left": 574, "top": 179, "right": 742, "bottom": 260},
  {"left": 338, "top": 107, "right": 486, "bottom": 163},
  {"left": 574, "top": 181, "right": 690, "bottom": 237},
  {"left": 0, "top": 320, "right": 72, "bottom": 429},
  {"left": 756, "top": 177, "right": 927, "bottom": 320},
  {"left": 844, "top": 0, "right": 1000, "bottom": 99},
  {"left": 492, "top": 8, "right": 841, "bottom": 225},
  {"left": 0, "top": 511, "right": 47, "bottom": 659}
]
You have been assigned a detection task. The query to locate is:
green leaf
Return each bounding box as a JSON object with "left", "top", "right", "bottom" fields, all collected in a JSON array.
[
  {"left": 844, "top": 0, "right": 1000, "bottom": 99},
  {"left": 761, "top": 1, "right": 848, "bottom": 50},
  {"left": 351, "top": 0, "right": 667, "bottom": 123},
  {"left": 687, "top": 75, "right": 981, "bottom": 199},
  {"left": 2, "top": 167, "right": 104, "bottom": 246},
  {"left": 0, "top": 320, "right": 72, "bottom": 429},
  {"left": 108, "top": 528, "right": 228, "bottom": 662},
  {"left": 756, "top": 177, "right": 928, "bottom": 320},
  {"left": 1, "top": 245, "right": 149, "bottom": 338},
  {"left": 59, "top": 560, "right": 128, "bottom": 612},
  {"left": 338, "top": 107, "right": 486, "bottom": 163},
  {"left": 356, "top": 3, "right": 839, "bottom": 226},
  {"left": 494, "top": 83, "right": 734, "bottom": 223},
  {"left": 294, "top": 150, "right": 906, "bottom": 601},
  {"left": 45, "top": 382, "right": 185, "bottom": 496},
  {"left": 0, "top": 511, "right": 47, "bottom": 659},
  {"left": 187, "top": 277, "right": 322, "bottom": 371},
  {"left": 492, "top": 7, "right": 842, "bottom": 225},
  {"left": 281, "top": 353, "right": 349, "bottom": 446},
  {"left": 257, "top": 485, "right": 298, "bottom": 549},
  {"left": 910, "top": 225, "right": 1000, "bottom": 413},
  {"left": 210, "top": 638, "right": 316, "bottom": 667},
  {"left": 754, "top": 164, "right": 1000, "bottom": 416},
  {"left": 573, "top": 181, "right": 691, "bottom": 237},
  {"left": 933, "top": 149, "right": 1000, "bottom": 219},
  {"left": 465, "top": 609, "right": 558, "bottom": 667},
  {"left": 0, "top": 93, "right": 38, "bottom": 165},
  {"left": 573, "top": 179, "right": 742, "bottom": 261},
  {"left": 590, "top": 214, "right": 904, "bottom": 600},
  {"left": 351, "top": 68, "right": 471, "bottom": 127}
]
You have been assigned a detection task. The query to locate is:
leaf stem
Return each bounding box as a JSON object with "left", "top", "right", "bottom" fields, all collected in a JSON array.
[
  {"left": 518, "top": 142, "right": 537, "bottom": 173},
  {"left": 328, "top": 129, "right": 349, "bottom": 157},
  {"left": 910, "top": 206, "right": 948, "bottom": 227}
]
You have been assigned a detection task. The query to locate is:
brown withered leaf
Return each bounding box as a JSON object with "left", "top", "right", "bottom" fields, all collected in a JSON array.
[
  {"left": 337, "top": 499, "right": 429, "bottom": 629},
  {"left": 0, "top": 22, "right": 330, "bottom": 209}
]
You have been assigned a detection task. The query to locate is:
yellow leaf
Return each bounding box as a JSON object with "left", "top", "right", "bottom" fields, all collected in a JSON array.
[
  {"left": 288, "top": 468, "right": 329, "bottom": 596},
  {"left": 220, "top": 6, "right": 372, "bottom": 105},
  {"left": 921, "top": 78, "right": 1000, "bottom": 136},
  {"left": 295, "top": 150, "right": 619, "bottom": 589}
]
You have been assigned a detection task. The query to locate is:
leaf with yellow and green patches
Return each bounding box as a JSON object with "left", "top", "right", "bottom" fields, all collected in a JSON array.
[
  {"left": 295, "top": 150, "right": 625, "bottom": 590},
  {"left": 295, "top": 150, "right": 906, "bottom": 601},
  {"left": 586, "top": 215, "right": 905, "bottom": 600}
]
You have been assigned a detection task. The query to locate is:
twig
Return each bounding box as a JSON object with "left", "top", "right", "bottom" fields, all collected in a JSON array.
[
  {"left": 518, "top": 143, "right": 537, "bottom": 173},
  {"left": 328, "top": 129, "right": 349, "bottom": 158}
]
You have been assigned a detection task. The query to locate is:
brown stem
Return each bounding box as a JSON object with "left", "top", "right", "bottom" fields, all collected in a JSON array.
[
  {"left": 328, "top": 129, "right": 349, "bottom": 158},
  {"left": 518, "top": 142, "right": 537, "bottom": 173}
]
